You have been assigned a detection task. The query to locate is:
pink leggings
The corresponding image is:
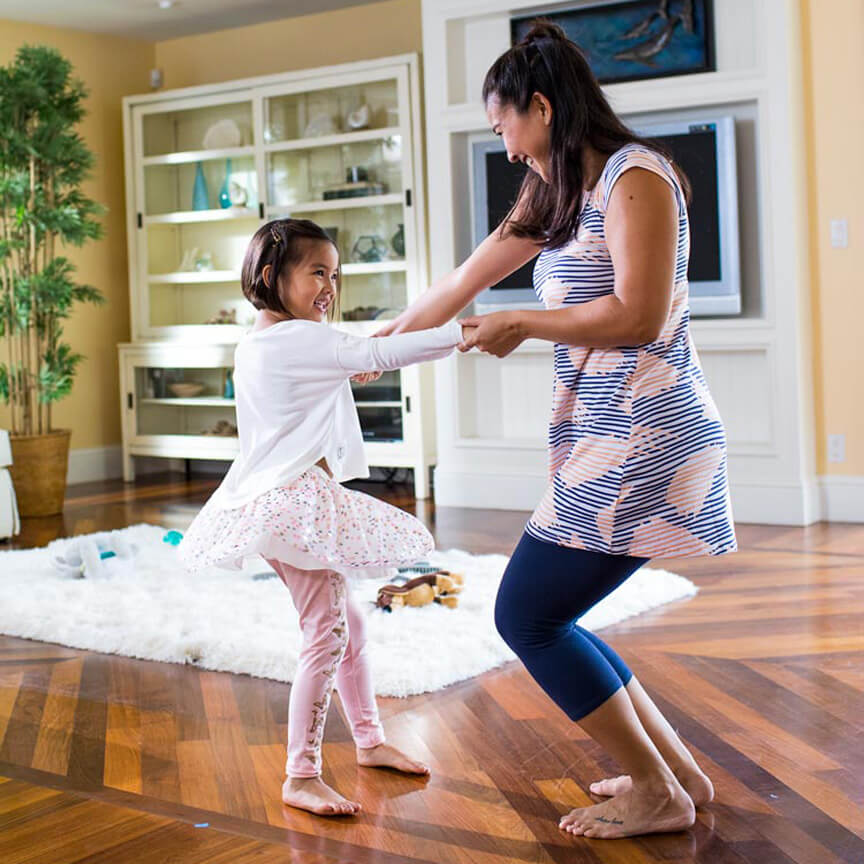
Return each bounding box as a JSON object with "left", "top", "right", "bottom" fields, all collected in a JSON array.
[{"left": 267, "top": 560, "right": 386, "bottom": 777}]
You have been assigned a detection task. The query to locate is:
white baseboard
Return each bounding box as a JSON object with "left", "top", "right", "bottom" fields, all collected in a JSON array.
[
  {"left": 433, "top": 466, "right": 837, "bottom": 526},
  {"left": 66, "top": 445, "right": 123, "bottom": 485},
  {"left": 66, "top": 447, "right": 188, "bottom": 485},
  {"left": 727, "top": 479, "right": 822, "bottom": 526},
  {"left": 818, "top": 476, "right": 864, "bottom": 523}
]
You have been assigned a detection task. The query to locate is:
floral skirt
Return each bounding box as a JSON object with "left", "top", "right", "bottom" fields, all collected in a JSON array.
[{"left": 178, "top": 465, "right": 433, "bottom": 578}]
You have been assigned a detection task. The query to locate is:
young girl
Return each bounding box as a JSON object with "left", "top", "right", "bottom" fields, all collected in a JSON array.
[{"left": 180, "top": 218, "right": 469, "bottom": 817}]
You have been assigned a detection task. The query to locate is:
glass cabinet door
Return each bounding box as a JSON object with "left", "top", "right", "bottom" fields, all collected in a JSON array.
[
  {"left": 263, "top": 78, "right": 399, "bottom": 144},
  {"left": 134, "top": 365, "right": 237, "bottom": 441},
  {"left": 351, "top": 370, "right": 403, "bottom": 442},
  {"left": 262, "top": 71, "right": 413, "bottom": 325},
  {"left": 135, "top": 97, "right": 261, "bottom": 338},
  {"left": 131, "top": 68, "right": 418, "bottom": 339}
]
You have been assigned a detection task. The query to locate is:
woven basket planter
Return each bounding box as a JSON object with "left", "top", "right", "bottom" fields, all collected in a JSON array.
[{"left": 9, "top": 430, "right": 71, "bottom": 517}]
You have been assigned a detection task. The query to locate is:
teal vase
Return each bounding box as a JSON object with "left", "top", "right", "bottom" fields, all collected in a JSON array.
[
  {"left": 219, "top": 159, "right": 232, "bottom": 209},
  {"left": 192, "top": 161, "right": 209, "bottom": 210}
]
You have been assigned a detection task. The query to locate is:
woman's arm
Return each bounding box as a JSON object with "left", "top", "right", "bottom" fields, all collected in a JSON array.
[
  {"left": 460, "top": 168, "right": 678, "bottom": 355},
  {"left": 376, "top": 224, "right": 541, "bottom": 335}
]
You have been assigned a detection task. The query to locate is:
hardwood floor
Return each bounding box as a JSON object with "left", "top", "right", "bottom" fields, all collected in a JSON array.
[{"left": 1, "top": 472, "right": 862, "bottom": 863}]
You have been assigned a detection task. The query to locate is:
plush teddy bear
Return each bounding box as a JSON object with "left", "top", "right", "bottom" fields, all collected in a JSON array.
[
  {"left": 375, "top": 568, "right": 464, "bottom": 612},
  {"left": 50, "top": 532, "right": 137, "bottom": 580}
]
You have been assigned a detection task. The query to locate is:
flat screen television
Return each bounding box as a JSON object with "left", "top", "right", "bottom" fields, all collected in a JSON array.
[{"left": 470, "top": 115, "right": 741, "bottom": 316}]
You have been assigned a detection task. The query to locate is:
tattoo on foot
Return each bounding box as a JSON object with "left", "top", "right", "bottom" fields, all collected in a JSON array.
[{"left": 595, "top": 816, "right": 624, "bottom": 825}]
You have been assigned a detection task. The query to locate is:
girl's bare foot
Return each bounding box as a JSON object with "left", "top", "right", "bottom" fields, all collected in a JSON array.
[
  {"left": 559, "top": 780, "right": 695, "bottom": 840},
  {"left": 589, "top": 764, "right": 714, "bottom": 807},
  {"left": 282, "top": 776, "right": 361, "bottom": 816},
  {"left": 357, "top": 743, "right": 430, "bottom": 775}
]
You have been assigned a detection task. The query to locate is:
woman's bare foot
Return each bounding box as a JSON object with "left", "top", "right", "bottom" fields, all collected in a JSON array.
[
  {"left": 559, "top": 780, "right": 695, "bottom": 839},
  {"left": 357, "top": 743, "right": 430, "bottom": 775},
  {"left": 589, "top": 764, "right": 714, "bottom": 807},
  {"left": 282, "top": 776, "right": 361, "bottom": 816}
]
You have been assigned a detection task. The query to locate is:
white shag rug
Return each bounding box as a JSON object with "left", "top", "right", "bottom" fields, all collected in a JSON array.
[{"left": 0, "top": 524, "right": 697, "bottom": 697}]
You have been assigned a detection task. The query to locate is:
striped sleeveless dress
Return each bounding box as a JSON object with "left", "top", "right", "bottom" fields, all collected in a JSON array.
[{"left": 525, "top": 144, "right": 737, "bottom": 559}]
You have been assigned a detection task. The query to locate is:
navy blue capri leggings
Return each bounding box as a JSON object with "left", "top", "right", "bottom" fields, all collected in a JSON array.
[{"left": 494, "top": 532, "right": 648, "bottom": 721}]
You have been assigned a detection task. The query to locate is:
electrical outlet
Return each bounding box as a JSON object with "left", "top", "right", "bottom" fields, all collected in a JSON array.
[
  {"left": 827, "top": 433, "right": 846, "bottom": 463},
  {"left": 830, "top": 219, "right": 848, "bottom": 249}
]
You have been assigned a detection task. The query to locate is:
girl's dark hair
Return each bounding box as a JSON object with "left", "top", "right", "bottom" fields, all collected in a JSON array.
[
  {"left": 241, "top": 218, "right": 341, "bottom": 319},
  {"left": 483, "top": 20, "right": 690, "bottom": 248}
]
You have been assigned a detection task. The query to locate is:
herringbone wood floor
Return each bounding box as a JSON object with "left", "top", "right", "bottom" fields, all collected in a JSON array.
[{"left": 1, "top": 472, "right": 862, "bottom": 863}]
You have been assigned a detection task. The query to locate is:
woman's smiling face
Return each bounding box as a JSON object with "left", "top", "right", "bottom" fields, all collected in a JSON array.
[{"left": 486, "top": 92, "right": 553, "bottom": 183}]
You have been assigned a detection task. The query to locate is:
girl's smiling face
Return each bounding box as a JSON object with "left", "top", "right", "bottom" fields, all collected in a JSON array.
[
  {"left": 266, "top": 240, "right": 339, "bottom": 322},
  {"left": 486, "top": 92, "right": 553, "bottom": 183}
]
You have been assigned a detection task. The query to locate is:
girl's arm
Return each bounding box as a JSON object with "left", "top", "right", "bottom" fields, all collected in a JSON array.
[
  {"left": 335, "top": 320, "right": 469, "bottom": 375},
  {"left": 376, "top": 224, "right": 541, "bottom": 335},
  {"left": 459, "top": 168, "right": 678, "bottom": 355}
]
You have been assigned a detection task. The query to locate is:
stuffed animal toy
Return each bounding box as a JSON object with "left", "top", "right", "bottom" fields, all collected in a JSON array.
[
  {"left": 376, "top": 568, "right": 464, "bottom": 612},
  {"left": 50, "top": 531, "right": 137, "bottom": 580}
]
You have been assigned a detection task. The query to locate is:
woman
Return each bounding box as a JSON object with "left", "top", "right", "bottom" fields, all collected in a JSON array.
[{"left": 375, "top": 21, "right": 736, "bottom": 839}]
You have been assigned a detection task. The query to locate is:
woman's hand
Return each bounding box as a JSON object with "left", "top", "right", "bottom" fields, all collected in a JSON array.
[
  {"left": 457, "top": 311, "right": 526, "bottom": 357},
  {"left": 372, "top": 320, "right": 398, "bottom": 337}
]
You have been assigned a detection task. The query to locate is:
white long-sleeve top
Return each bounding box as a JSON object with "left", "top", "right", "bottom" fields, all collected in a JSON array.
[{"left": 209, "top": 318, "right": 463, "bottom": 509}]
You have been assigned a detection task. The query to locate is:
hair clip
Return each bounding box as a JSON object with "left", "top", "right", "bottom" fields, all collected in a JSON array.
[{"left": 270, "top": 226, "right": 281, "bottom": 244}]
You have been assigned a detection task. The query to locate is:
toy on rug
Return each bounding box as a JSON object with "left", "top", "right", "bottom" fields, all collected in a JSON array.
[
  {"left": 50, "top": 531, "right": 137, "bottom": 579},
  {"left": 375, "top": 568, "right": 464, "bottom": 611},
  {"left": 163, "top": 530, "right": 184, "bottom": 546}
]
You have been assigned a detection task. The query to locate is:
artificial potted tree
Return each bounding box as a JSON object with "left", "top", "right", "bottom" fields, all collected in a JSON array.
[{"left": 0, "top": 45, "right": 105, "bottom": 516}]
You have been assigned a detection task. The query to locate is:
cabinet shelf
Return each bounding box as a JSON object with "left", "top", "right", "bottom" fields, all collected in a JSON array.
[
  {"left": 143, "top": 207, "right": 259, "bottom": 225},
  {"left": 148, "top": 271, "right": 240, "bottom": 284},
  {"left": 268, "top": 194, "right": 402, "bottom": 215},
  {"left": 355, "top": 401, "right": 402, "bottom": 408},
  {"left": 140, "top": 397, "right": 236, "bottom": 407},
  {"left": 265, "top": 127, "right": 401, "bottom": 153},
  {"left": 143, "top": 146, "right": 255, "bottom": 167}
]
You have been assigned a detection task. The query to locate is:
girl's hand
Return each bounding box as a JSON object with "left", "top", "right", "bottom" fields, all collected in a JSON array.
[
  {"left": 458, "top": 324, "right": 478, "bottom": 352},
  {"left": 351, "top": 371, "right": 382, "bottom": 385},
  {"left": 458, "top": 312, "right": 525, "bottom": 357}
]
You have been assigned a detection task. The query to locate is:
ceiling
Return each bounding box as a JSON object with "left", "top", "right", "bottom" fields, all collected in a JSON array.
[{"left": 0, "top": 0, "right": 383, "bottom": 41}]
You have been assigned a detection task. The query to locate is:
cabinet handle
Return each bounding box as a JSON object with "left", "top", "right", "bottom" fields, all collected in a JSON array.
[
  {"left": 259, "top": 202, "right": 265, "bottom": 219},
  {"left": 136, "top": 212, "right": 142, "bottom": 229},
  {"left": 127, "top": 392, "right": 134, "bottom": 410},
  {"left": 405, "top": 396, "right": 411, "bottom": 413},
  {"left": 405, "top": 189, "right": 412, "bottom": 208}
]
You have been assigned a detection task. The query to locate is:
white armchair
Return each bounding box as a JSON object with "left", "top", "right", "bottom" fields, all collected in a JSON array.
[{"left": 0, "top": 430, "right": 21, "bottom": 539}]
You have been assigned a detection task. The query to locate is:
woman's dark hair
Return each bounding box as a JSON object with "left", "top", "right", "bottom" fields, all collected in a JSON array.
[
  {"left": 483, "top": 20, "right": 690, "bottom": 248},
  {"left": 241, "top": 218, "right": 341, "bottom": 319}
]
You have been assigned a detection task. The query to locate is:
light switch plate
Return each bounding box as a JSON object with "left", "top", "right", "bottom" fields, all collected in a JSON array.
[{"left": 830, "top": 219, "right": 848, "bottom": 249}]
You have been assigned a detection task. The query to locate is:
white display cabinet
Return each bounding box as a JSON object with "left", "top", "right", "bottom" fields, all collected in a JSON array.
[
  {"left": 118, "top": 342, "right": 239, "bottom": 482},
  {"left": 121, "top": 55, "right": 437, "bottom": 496}
]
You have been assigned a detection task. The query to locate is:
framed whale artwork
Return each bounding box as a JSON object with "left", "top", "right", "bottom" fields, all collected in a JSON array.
[{"left": 511, "top": 0, "right": 715, "bottom": 85}]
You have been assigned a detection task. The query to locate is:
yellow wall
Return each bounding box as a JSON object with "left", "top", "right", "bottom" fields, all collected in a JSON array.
[
  {"left": 801, "top": 0, "right": 864, "bottom": 475},
  {"left": 154, "top": 0, "right": 421, "bottom": 90},
  {"left": 0, "top": 21, "right": 154, "bottom": 450}
]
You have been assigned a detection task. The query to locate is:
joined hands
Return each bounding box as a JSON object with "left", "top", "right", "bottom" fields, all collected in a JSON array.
[{"left": 350, "top": 315, "right": 521, "bottom": 387}]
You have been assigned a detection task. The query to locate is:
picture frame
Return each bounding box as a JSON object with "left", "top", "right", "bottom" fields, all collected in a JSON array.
[{"left": 511, "top": 0, "right": 715, "bottom": 85}]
